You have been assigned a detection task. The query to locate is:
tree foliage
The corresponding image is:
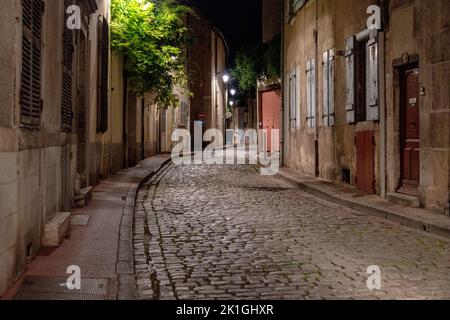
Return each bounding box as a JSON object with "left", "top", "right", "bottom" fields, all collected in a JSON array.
[
  {"left": 111, "top": 0, "right": 190, "bottom": 106},
  {"left": 231, "top": 34, "right": 281, "bottom": 94}
]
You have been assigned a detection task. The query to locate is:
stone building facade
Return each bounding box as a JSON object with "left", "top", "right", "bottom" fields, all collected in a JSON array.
[
  {"left": 186, "top": 11, "right": 228, "bottom": 145},
  {"left": 257, "top": 0, "right": 282, "bottom": 152},
  {"left": 0, "top": 0, "right": 111, "bottom": 294},
  {"left": 283, "top": 0, "right": 450, "bottom": 213},
  {"left": 0, "top": 1, "right": 229, "bottom": 295}
]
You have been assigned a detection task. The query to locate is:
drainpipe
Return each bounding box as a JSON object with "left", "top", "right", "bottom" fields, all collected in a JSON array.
[
  {"left": 379, "top": 0, "right": 387, "bottom": 197},
  {"left": 314, "top": 0, "right": 319, "bottom": 177},
  {"left": 280, "top": 0, "right": 285, "bottom": 166}
]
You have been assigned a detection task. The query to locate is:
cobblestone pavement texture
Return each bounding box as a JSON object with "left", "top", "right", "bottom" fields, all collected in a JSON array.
[{"left": 133, "top": 162, "right": 450, "bottom": 300}]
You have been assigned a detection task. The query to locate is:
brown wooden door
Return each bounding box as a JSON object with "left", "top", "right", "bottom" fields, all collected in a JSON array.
[
  {"left": 261, "top": 90, "right": 281, "bottom": 152},
  {"left": 356, "top": 131, "right": 375, "bottom": 194},
  {"left": 399, "top": 68, "right": 420, "bottom": 196}
]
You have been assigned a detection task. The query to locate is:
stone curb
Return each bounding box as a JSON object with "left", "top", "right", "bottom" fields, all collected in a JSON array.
[
  {"left": 276, "top": 168, "right": 450, "bottom": 241},
  {"left": 116, "top": 157, "right": 173, "bottom": 300}
]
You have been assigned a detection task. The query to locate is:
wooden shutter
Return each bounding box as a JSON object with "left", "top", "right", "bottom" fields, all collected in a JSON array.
[
  {"left": 322, "top": 51, "right": 329, "bottom": 126},
  {"left": 21, "top": 0, "right": 43, "bottom": 129},
  {"left": 366, "top": 37, "right": 379, "bottom": 121},
  {"left": 97, "top": 17, "right": 109, "bottom": 133},
  {"left": 306, "top": 59, "right": 315, "bottom": 128},
  {"left": 328, "top": 50, "right": 335, "bottom": 126},
  {"left": 323, "top": 49, "right": 335, "bottom": 127},
  {"left": 62, "top": 0, "right": 74, "bottom": 132},
  {"left": 345, "top": 36, "right": 355, "bottom": 124}
]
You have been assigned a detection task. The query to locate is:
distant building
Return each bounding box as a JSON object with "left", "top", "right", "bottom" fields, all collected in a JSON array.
[
  {"left": 257, "top": 0, "right": 282, "bottom": 152},
  {"left": 186, "top": 11, "right": 229, "bottom": 146}
]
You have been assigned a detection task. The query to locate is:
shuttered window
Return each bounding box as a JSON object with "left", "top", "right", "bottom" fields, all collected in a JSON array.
[
  {"left": 62, "top": 0, "right": 75, "bottom": 132},
  {"left": 97, "top": 17, "right": 109, "bottom": 133},
  {"left": 345, "top": 34, "right": 379, "bottom": 124},
  {"left": 306, "top": 59, "right": 316, "bottom": 128},
  {"left": 180, "top": 102, "right": 189, "bottom": 127},
  {"left": 322, "top": 49, "right": 335, "bottom": 127},
  {"left": 21, "top": 0, "right": 43, "bottom": 129}
]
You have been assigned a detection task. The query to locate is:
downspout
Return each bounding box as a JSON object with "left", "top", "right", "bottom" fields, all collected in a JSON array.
[
  {"left": 141, "top": 98, "right": 145, "bottom": 160},
  {"left": 379, "top": 0, "right": 387, "bottom": 197},
  {"left": 314, "top": 0, "right": 319, "bottom": 177},
  {"left": 280, "top": 0, "right": 285, "bottom": 166},
  {"left": 122, "top": 70, "right": 128, "bottom": 169}
]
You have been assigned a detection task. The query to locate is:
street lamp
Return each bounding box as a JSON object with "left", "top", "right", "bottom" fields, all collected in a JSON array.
[
  {"left": 222, "top": 74, "right": 230, "bottom": 84},
  {"left": 230, "top": 89, "right": 236, "bottom": 96},
  {"left": 229, "top": 100, "right": 234, "bottom": 106}
]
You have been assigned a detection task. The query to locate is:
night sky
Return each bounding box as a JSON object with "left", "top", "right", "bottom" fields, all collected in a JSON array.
[{"left": 188, "top": 0, "right": 262, "bottom": 66}]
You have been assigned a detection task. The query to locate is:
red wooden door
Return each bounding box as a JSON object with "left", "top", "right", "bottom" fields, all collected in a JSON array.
[
  {"left": 399, "top": 68, "right": 420, "bottom": 195},
  {"left": 261, "top": 90, "right": 281, "bottom": 152},
  {"left": 356, "top": 131, "right": 375, "bottom": 194}
]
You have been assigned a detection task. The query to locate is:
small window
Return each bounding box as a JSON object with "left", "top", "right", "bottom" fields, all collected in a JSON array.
[{"left": 180, "top": 102, "right": 189, "bottom": 127}]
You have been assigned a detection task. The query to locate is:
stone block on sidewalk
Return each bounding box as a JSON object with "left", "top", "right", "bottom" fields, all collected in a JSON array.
[{"left": 43, "top": 212, "right": 71, "bottom": 247}]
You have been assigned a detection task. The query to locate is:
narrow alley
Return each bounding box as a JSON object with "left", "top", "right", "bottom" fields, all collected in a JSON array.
[{"left": 1, "top": 0, "right": 450, "bottom": 307}]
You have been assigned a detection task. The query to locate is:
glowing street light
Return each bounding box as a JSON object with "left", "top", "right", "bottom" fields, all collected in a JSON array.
[
  {"left": 230, "top": 89, "right": 236, "bottom": 96},
  {"left": 229, "top": 100, "right": 234, "bottom": 106},
  {"left": 222, "top": 74, "right": 230, "bottom": 84}
]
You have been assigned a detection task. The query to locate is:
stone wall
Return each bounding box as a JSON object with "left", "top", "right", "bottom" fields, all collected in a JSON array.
[{"left": 283, "top": 0, "right": 449, "bottom": 212}]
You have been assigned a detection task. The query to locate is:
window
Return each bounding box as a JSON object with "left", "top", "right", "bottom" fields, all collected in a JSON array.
[
  {"left": 306, "top": 59, "right": 316, "bottom": 128},
  {"left": 62, "top": 0, "right": 74, "bottom": 133},
  {"left": 288, "top": 69, "right": 297, "bottom": 128},
  {"left": 322, "top": 49, "right": 335, "bottom": 126},
  {"left": 97, "top": 17, "right": 109, "bottom": 133},
  {"left": 180, "top": 102, "right": 189, "bottom": 127},
  {"left": 345, "top": 34, "right": 379, "bottom": 124},
  {"left": 20, "top": 0, "right": 43, "bottom": 129}
]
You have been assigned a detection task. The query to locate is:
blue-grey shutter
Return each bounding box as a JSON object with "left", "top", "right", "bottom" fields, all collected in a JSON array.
[
  {"left": 328, "top": 49, "right": 335, "bottom": 126},
  {"left": 306, "top": 59, "right": 315, "bottom": 128},
  {"left": 345, "top": 36, "right": 356, "bottom": 124},
  {"left": 366, "top": 37, "right": 379, "bottom": 121},
  {"left": 322, "top": 51, "right": 329, "bottom": 126},
  {"left": 323, "top": 50, "right": 335, "bottom": 127}
]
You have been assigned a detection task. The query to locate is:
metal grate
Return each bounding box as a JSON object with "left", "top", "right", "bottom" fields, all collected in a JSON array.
[{"left": 14, "top": 276, "right": 108, "bottom": 300}]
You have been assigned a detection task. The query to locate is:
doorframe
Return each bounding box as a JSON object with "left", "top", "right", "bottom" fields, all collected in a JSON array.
[{"left": 392, "top": 53, "right": 420, "bottom": 194}]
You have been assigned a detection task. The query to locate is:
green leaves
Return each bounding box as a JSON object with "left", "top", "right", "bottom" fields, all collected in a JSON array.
[
  {"left": 111, "top": 0, "right": 190, "bottom": 106},
  {"left": 231, "top": 35, "right": 281, "bottom": 94}
]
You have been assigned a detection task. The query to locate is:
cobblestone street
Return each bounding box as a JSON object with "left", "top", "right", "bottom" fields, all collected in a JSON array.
[{"left": 133, "top": 162, "right": 450, "bottom": 300}]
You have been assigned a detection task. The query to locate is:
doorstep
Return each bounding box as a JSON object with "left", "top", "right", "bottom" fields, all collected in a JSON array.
[{"left": 276, "top": 166, "right": 450, "bottom": 240}]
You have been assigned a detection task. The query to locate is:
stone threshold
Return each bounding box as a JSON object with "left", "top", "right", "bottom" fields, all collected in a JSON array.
[{"left": 276, "top": 167, "right": 450, "bottom": 240}]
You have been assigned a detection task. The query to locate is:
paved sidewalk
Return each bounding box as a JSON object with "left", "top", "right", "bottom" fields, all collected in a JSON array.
[
  {"left": 276, "top": 167, "right": 450, "bottom": 240},
  {"left": 1, "top": 154, "right": 171, "bottom": 300}
]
